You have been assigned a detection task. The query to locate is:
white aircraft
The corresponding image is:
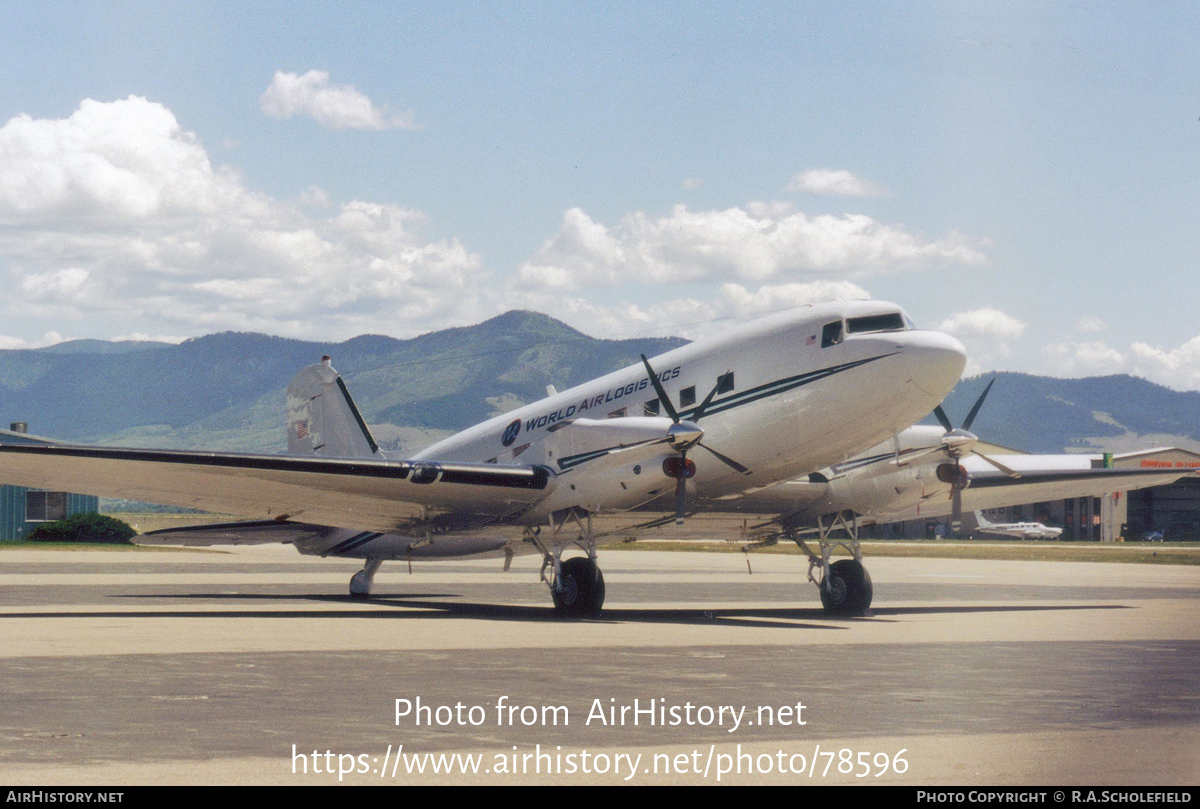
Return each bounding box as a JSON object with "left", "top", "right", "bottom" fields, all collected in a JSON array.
[
  {"left": 971, "top": 510, "right": 1063, "bottom": 539},
  {"left": 729, "top": 381, "right": 1187, "bottom": 551},
  {"left": 0, "top": 301, "right": 966, "bottom": 617}
]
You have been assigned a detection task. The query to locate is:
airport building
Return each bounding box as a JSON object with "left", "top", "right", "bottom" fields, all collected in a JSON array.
[{"left": 0, "top": 423, "right": 98, "bottom": 541}]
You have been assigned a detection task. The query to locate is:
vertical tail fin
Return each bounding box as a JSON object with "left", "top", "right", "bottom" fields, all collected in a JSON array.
[
  {"left": 973, "top": 510, "right": 994, "bottom": 529},
  {"left": 286, "top": 357, "right": 381, "bottom": 459}
]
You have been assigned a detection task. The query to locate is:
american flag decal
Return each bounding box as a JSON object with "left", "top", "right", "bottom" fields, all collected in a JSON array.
[{"left": 296, "top": 420, "right": 309, "bottom": 439}]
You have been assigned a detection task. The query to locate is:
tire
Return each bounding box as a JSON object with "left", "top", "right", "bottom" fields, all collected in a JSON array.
[
  {"left": 819, "top": 559, "right": 873, "bottom": 615},
  {"left": 552, "top": 557, "right": 605, "bottom": 618}
]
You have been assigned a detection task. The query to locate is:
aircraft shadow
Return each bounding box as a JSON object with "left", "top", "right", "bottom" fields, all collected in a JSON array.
[
  {"left": 100, "top": 592, "right": 840, "bottom": 629},
  {"left": 3, "top": 595, "right": 1131, "bottom": 630}
]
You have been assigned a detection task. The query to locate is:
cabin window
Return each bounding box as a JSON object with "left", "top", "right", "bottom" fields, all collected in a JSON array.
[
  {"left": 643, "top": 399, "right": 660, "bottom": 416},
  {"left": 846, "top": 312, "right": 906, "bottom": 334},
  {"left": 820, "top": 320, "right": 843, "bottom": 347},
  {"left": 716, "top": 372, "right": 735, "bottom": 393},
  {"left": 607, "top": 408, "right": 626, "bottom": 419},
  {"left": 679, "top": 386, "right": 696, "bottom": 407},
  {"left": 26, "top": 491, "right": 67, "bottom": 522}
]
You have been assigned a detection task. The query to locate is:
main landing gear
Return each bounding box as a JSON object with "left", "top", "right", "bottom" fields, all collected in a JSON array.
[
  {"left": 786, "top": 511, "right": 873, "bottom": 616},
  {"left": 528, "top": 508, "right": 606, "bottom": 619}
]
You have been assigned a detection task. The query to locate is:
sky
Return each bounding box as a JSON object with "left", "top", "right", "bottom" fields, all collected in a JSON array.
[{"left": 1, "top": 2, "right": 1199, "bottom": 388}]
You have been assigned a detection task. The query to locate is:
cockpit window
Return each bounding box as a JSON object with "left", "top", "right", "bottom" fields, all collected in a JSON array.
[
  {"left": 820, "top": 320, "right": 843, "bottom": 348},
  {"left": 846, "top": 312, "right": 906, "bottom": 334}
]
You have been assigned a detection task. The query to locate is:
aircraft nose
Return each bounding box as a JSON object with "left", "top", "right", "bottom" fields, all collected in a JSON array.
[{"left": 900, "top": 330, "right": 967, "bottom": 397}]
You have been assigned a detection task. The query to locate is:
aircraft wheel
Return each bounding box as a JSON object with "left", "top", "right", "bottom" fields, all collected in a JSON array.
[
  {"left": 820, "top": 559, "right": 873, "bottom": 615},
  {"left": 552, "top": 557, "right": 605, "bottom": 618},
  {"left": 349, "top": 572, "right": 372, "bottom": 598},
  {"left": 349, "top": 558, "right": 383, "bottom": 599}
]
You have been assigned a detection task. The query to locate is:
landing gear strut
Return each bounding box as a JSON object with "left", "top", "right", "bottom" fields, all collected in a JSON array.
[
  {"left": 787, "top": 511, "right": 873, "bottom": 615},
  {"left": 528, "top": 508, "right": 606, "bottom": 618},
  {"left": 349, "top": 557, "right": 383, "bottom": 598}
]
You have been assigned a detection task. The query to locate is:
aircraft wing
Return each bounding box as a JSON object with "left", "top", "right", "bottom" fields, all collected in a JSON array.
[
  {"left": 0, "top": 443, "right": 551, "bottom": 534},
  {"left": 706, "top": 450, "right": 1194, "bottom": 531},
  {"left": 886, "top": 462, "right": 1192, "bottom": 523}
]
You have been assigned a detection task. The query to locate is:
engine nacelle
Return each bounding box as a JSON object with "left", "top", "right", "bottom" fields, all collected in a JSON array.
[{"left": 935, "top": 462, "right": 970, "bottom": 490}]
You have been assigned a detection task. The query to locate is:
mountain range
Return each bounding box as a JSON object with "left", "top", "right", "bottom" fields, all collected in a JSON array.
[
  {"left": 0, "top": 311, "right": 683, "bottom": 454},
  {"left": 2, "top": 312, "right": 1199, "bottom": 456},
  {"left": 928, "top": 372, "right": 1200, "bottom": 454}
]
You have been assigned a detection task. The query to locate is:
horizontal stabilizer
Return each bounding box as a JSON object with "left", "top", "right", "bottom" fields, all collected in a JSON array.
[{"left": 0, "top": 428, "right": 63, "bottom": 447}]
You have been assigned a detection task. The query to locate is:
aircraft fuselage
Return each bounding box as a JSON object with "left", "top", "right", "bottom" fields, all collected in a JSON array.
[{"left": 415, "top": 300, "right": 966, "bottom": 526}]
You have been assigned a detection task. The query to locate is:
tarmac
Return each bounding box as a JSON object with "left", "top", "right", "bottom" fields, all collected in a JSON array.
[{"left": 0, "top": 544, "right": 1197, "bottom": 785}]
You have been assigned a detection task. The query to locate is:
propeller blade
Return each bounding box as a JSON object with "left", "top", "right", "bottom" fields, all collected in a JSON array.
[
  {"left": 961, "top": 379, "right": 996, "bottom": 432},
  {"left": 972, "top": 450, "right": 1023, "bottom": 479},
  {"left": 674, "top": 452, "right": 688, "bottom": 525},
  {"left": 640, "top": 354, "right": 679, "bottom": 423},
  {"left": 933, "top": 404, "right": 954, "bottom": 433},
  {"left": 697, "top": 442, "right": 751, "bottom": 475},
  {"left": 691, "top": 380, "right": 721, "bottom": 422}
]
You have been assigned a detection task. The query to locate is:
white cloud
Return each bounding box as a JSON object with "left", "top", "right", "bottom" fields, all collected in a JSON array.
[
  {"left": 787, "top": 168, "right": 889, "bottom": 198},
  {"left": 296, "top": 185, "right": 332, "bottom": 209},
  {"left": 1074, "top": 315, "right": 1107, "bottom": 333},
  {"left": 1043, "top": 340, "right": 1126, "bottom": 377},
  {"left": 517, "top": 205, "right": 984, "bottom": 291},
  {"left": 260, "top": 70, "right": 414, "bottom": 130},
  {"left": 681, "top": 177, "right": 703, "bottom": 191},
  {"left": 934, "top": 308, "right": 1026, "bottom": 377},
  {"left": 0, "top": 97, "right": 991, "bottom": 358},
  {"left": 1045, "top": 336, "right": 1200, "bottom": 390},
  {"left": 1127, "top": 339, "right": 1200, "bottom": 389},
  {"left": 937, "top": 308, "right": 1026, "bottom": 339},
  {"left": 0, "top": 97, "right": 484, "bottom": 340},
  {"left": 110, "top": 332, "right": 187, "bottom": 344},
  {"left": 505, "top": 280, "right": 871, "bottom": 342},
  {"left": 0, "top": 331, "right": 67, "bottom": 350},
  {"left": 712, "top": 280, "right": 871, "bottom": 317},
  {"left": 20, "top": 267, "right": 91, "bottom": 301},
  {"left": 0, "top": 97, "right": 241, "bottom": 220}
]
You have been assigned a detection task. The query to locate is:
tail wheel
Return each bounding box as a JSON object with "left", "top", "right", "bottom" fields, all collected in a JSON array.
[
  {"left": 552, "top": 557, "right": 605, "bottom": 618},
  {"left": 820, "top": 559, "right": 873, "bottom": 615}
]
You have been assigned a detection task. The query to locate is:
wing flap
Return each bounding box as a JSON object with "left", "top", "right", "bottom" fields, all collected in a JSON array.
[{"left": 134, "top": 520, "right": 330, "bottom": 546}]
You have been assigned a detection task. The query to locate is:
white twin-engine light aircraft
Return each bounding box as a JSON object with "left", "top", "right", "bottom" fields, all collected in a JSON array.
[
  {"left": 0, "top": 301, "right": 967, "bottom": 617},
  {"left": 971, "top": 512, "right": 1064, "bottom": 539}
]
